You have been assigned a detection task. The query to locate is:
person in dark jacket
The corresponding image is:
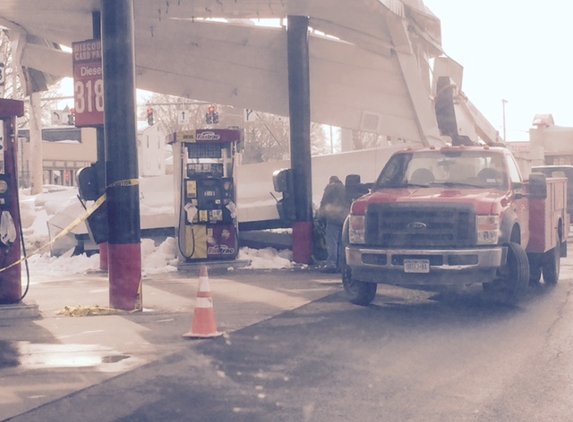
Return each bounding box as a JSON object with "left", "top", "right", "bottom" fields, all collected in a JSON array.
[{"left": 317, "top": 175, "right": 350, "bottom": 272}]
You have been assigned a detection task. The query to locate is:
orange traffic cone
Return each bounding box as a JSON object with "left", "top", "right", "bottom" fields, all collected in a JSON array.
[{"left": 183, "top": 266, "right": 223, "bottom": 339}]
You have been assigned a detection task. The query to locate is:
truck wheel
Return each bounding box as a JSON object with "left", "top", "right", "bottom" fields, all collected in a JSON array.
[
  {"left": 342, "top": 266, "right": 377, "bottom": 306},
  {"left": 494, "top": 242, "right": 530, "bottom": 305},
  {"left": 542, "top": 245, "right": 560, "bottom": 285}
]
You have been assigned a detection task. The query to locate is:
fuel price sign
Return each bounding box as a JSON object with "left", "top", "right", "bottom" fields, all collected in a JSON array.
[{"left": 72, "top": 39, "right": 104, "bottom": 127}]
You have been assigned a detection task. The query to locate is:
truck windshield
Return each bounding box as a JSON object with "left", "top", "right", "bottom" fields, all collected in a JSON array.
[{"left": 374, "top": 150, "right": 508, "bottom": 190}]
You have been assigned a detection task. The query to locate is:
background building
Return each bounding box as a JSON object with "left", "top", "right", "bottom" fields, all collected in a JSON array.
[
  {"left": 18, "top": 122, "right": 166, "bottom": 187},
  {"left": 18, "top": 127, "right": 96, "bottom": 187},
  {"left": 137, "top": 121, "right": 166, "bottom": 177},
  {"left": 507, "top": 114, "right": 573, "bottom": 177}
]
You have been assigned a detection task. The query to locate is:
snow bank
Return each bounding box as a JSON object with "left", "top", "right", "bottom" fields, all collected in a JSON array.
[{"left": 20, "top": 188, "right": 294, "bottom": 277}]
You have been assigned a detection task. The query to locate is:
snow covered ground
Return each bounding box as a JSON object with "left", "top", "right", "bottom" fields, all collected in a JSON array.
[{"left": 20, "top": 186, "right": 295, "bottom": 278}]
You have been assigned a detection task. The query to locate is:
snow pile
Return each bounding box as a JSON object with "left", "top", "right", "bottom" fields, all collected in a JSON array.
[
  {"left": 140, "top": 237, "right": 179, "bottom": 275},
  {"left": 20, "top": 200, "right": 50, "bottom": 250},
  {"left": 27, "top": 251, "right": 100, "bottom": 275},
  {"left": 20, "top": 187, "right": 294, "bottom": 276},
  {"left": 238, "top": 247, "right": 294, "bottom": 269}
]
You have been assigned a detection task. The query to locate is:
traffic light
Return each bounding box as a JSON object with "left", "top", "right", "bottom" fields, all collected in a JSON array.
[
  {"left": 206, "top": 105, "right": 219, "bottom": 125},
  {"left": 147, "top": 108, "right": 154, "bottom": 125}
]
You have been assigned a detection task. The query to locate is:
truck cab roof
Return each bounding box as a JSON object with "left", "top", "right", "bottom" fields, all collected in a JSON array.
[
  {"left": 373, "top": 145, "right": 513, "bottom": 192},
  {"left": 395, "top": 145, "right": 510, "bottom": 154}
]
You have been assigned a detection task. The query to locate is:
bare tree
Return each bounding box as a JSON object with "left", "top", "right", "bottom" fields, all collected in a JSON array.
[
  {"left": 352, "top": 130, "right": 386, "bottom": 150},
  {"left": 141, "top": 92, "right": 329, "bottom": 164},
  {"left": 140, "top": 92, "right": 210, "bottom": 135},
  {"left": 242, "top": 111, "right": 290, "bottom": 164}
]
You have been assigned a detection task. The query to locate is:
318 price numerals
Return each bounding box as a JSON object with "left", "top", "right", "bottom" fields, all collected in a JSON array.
[{"left": 74, "top": 79, "right": 104, "bottom": 113}]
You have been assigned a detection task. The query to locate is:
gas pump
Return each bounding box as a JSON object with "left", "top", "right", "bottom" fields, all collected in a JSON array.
[
  {"left": 0, "top": 99, "right": 24, "bottom": 304},
  {"left": 171, "top": 129, "right": 242, "bottom": 262}
]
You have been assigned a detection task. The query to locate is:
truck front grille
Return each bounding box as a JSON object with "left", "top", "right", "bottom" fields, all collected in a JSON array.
[{"left": 365, "top": 203, "right": 476, "bottom": 247}]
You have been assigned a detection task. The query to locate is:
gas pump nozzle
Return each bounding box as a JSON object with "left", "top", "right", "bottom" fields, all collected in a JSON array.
[
  {"left": 184, "top": 202, "right": 198, "bottom": 223},
  {"left": 0, "top": 210, "right": 16, "bottom": 246}
]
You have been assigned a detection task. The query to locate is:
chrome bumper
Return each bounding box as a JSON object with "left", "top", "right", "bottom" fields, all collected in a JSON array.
[{"left": 345, "top": 245, "right": 507, "bottom": 286}]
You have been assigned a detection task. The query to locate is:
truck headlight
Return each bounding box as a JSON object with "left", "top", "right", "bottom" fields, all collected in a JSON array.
[
  {"left": 349, "top": 214, "right": 366, "bottom": 244},
  {"left": 476, "top": 215, "right": 499, "bottom": 245}
]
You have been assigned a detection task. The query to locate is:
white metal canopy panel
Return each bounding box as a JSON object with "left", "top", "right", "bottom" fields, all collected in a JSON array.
[{"left": 0, "top": 0, "right": 443, "bottom": 143}]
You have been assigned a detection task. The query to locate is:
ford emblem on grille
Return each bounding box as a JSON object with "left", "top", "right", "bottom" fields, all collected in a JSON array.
[{"left": 408, "top": 222, "right": 427, "bottom": 230}]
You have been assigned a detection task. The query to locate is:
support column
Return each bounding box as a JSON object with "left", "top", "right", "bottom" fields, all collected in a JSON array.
[
  {"left": 93, "top": 11, "right": 108, "bottom": 271},
  {"left": 101, "top": 0, "right": 141, "bottom": 310},
  {"left": 287, "top": 15, "right": 313, "bottom": 264}
]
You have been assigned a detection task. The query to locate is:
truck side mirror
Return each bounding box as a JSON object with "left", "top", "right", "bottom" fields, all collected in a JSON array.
[
  {"left": 273, "top": 168, "right": 293, "bottom": 193},
  {"left": 528, "top": 173, "right": 547, "bottom": 199},
  {"left": 345, "top": 174, "right": 370, "bottom": 202}
]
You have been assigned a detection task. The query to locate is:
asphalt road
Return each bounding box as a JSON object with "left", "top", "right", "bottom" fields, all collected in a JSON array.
[{"left": 8, "top": 255, "right": 573, "bottom": 422}]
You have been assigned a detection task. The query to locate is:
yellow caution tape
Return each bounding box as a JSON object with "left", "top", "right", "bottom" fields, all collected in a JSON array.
[
  {"left": 56, "top": 304, "right": 139, "bottom": 317},
  {"left": 134, "top": 280, "right": 142, "bottom": 311},
  {"left": 61, "top": 282, "right": 146, "bottom": 316},
  {"left": 107, "top": 178, "right": 139, "bottom": 188},
  {"left": 18, "top": 180, "right": 138, "bottom": 268},
  {"left": 0, "top": 177, "right": 139, "bottom": 275},
  {"left": 0, "top": 193, "right": 107, "bottom": 274},
  {"left": 5, "top": 183, "right": 144, "bottom": 316}
]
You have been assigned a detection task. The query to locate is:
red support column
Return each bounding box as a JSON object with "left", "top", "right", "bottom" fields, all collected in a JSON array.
[
  {"left": 108, "top": 243, "right": 141, "bottom": 310},
  {"left": 99, "top": 242, "right": 108, "bottom": 271},
  {"left": 292, "top": 221, "right": 313, "bottom": 264}
]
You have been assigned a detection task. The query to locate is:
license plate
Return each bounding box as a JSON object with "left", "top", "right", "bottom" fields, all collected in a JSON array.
[{"left": 403, "top": 259, "right": 430, "bottom": 273}]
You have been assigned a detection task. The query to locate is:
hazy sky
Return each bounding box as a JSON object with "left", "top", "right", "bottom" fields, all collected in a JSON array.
[{"left": 423, "top": 0, "right": 573, "bottom": 142}]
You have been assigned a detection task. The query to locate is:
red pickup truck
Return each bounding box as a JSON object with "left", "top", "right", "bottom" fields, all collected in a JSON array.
[{"left": 343, "top": 145, "right": 569, "bottom": 305}]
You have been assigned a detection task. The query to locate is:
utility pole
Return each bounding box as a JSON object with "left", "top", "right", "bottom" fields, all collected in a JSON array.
[{"left": 502, "top": 99, "right": 508, "bottom": 142}]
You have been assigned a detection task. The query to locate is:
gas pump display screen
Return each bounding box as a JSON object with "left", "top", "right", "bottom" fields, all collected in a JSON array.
[
  {"left": 187, "top": 163, "right": 224, "bottom": 178},
  {"left": 187, "top": 143, "right": 222, "bottom": 159},
  {"left": 197, "top": 179, "right": 222, "bottom": 208}
]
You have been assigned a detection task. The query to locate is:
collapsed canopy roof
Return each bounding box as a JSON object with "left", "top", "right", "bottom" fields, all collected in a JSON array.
[{"left": 0, "top": 0, "right": 444, "bottom": 143}]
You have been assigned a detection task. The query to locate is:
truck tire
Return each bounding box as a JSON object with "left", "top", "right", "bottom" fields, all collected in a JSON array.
[
  {"left": 342, "top": 266, "right": 377, "bottom": 306},
  {"left": 487, "top": 242, "right": 529, "bottom": 305},
  {"left": 542, "top": 244, "right": 560, "bottom": 285}
]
